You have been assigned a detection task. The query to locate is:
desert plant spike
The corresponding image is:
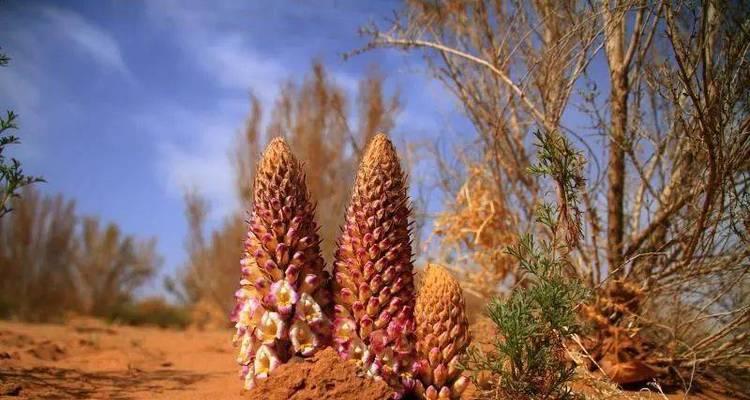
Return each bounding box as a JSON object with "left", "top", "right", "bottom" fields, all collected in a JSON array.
[
  {"left": 333, "top": 133, "right": 417, "bottom": 397},
  {"left": 232, "top": 137, "right": 332, "bottom": 390},
  {"left": 414, "top": 264, "right": 470, "bottom": 399}
]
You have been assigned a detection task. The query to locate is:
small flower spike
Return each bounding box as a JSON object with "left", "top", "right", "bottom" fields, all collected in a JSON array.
[{"left": 413, "top": 264, "right": 470, "bottom": 399}]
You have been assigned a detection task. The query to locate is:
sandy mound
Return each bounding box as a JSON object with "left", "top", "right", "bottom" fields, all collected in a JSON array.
[{"left": 247, "top": 348, "right": 393, "bottom": 400}]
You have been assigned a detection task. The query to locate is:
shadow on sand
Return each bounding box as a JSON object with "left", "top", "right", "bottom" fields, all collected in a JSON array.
[{"left": 0, "top": 366, "right": 211, "bottom": 399}]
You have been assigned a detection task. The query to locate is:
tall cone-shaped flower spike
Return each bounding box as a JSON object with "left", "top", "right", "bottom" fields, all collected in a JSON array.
[
  {"left": 232, "top": 137, "right": 332, "bottom": 390},
  {"left": 413, "top": 264, "right": 470, "bottom": 399},
  {"left": 333, "top": 133, "right": 417, "bottom": 395}
]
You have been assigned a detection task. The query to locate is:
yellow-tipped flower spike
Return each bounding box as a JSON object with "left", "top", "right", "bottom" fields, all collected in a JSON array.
[
  {"left": 232, "top": 137, "right": 332, "bottom": 390},
  {"left": 413, "top": 264, "right": 470, "bottom": 399},
  {"left": 333, "top": 133, "right": 417, "bottom": 396}
]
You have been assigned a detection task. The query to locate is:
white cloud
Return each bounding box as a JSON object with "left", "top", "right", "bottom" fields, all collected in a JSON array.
[
  {"left": 137, "top": 2, "right": 290, "bottom": 222},
  {"left": 139, "top": 1, "right": 450, "bottom": 224},
  {"left": 158, "top": 138, "right": 237, "bottom": 217},
  {"left": 0, "top": 29, "right": 49, "bottom": 163},
  {"left": 143, "top": 1, "right": 361, "bottom": 103},
  {"left": 0, "top": 60, "right": 40, "bottom": 116},
  {"left": 143, "top": 2, "right": 287, "bottom": 104},
  {"left": 136, "top": 2, "right": 292, "bottom": 222},
  {"left": 41, "top": 6, "right": 131, "bottom": 77},
  {"left": 135, "top": 98, "right": 252, "bottom": 222}
]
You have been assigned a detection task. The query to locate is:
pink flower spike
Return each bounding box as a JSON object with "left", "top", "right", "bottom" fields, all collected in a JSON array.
[{"left": 233, "top": 138, "right": 333, "bottom": 390}]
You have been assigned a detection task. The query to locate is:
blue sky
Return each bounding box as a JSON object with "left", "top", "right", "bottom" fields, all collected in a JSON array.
[{"left": 0, "top": 1, "right": 466, "bottom": 295}]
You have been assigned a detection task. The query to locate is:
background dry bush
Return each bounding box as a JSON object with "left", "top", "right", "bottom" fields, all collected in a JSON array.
[
  {"left": 0, "top": 188, "right": 160, "bottom": 323},
  {"left": 172, "top": 62, "right": 401, "bottom": 325},
  {"left": 433, "top": 163, "right": 518, "bottom": 299},
  {"left": 359, "top": 0, "right": 750, "bottom": 392}
]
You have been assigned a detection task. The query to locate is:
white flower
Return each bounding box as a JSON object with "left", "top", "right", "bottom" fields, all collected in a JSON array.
[
  {"left": 255, "top": 311, "right": 285, "bottom": 344},
  {"left": 333, "top": 317, "right": 358, "bottom": 344},
  {"left": 349, "top": 337, "right": 369, "bottom": 365},
  {"left": 290, "top": 320, "right": 318, "bottom": 356},
  {"left": 295, "top": 292, "right": 324, "bottom": 324},
  {"left": 236, "top": 298, "right": 265, "bottom": 330},
  {"left": 254, "top": 345, "right": 281, "bottom": 379},
  {"left": 269, "top": 280, "right": 298, "bottom": 314},
  {"left": 236, "top": 332, "right": 258, "bottom": 365}
]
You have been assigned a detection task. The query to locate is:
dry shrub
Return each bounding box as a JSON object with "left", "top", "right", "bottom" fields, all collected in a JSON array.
[
  {"left": 0, "top": 188, "right": 160, "bottom": 322},
  {"left": 0, "top": 188, "right": 78, "bottom": 320},
  {"left": 360, "top": 0, "right": 750, "bottom": 393},
  {"left": 174, "top": 191, "right": 245, "bottom": 320},
  {"left": 77, "top": 216, "right": 160, "bottom": 317},
  {"left": 580, "top": 280, "right": 663, "bottom": 385},
  {"left": 107, "top": 297, "right": 190, "bottom": 329}
]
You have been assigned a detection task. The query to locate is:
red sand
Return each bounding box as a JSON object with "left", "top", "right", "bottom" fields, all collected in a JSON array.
[
  {"left": 247, "top": 348, "right": 392, "bottom": 400},
  {"left": 0, "top": 319, "right": 736, "bottom": 399},
  {"left": 0, "top": 318, "right": 243, "bottom": 399}
]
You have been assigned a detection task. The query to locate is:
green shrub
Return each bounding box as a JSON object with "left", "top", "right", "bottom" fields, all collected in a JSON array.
[
  {"left": 463, "top": 230, "right": 586, "bottom": 400},
  {"left": 462, "top": 131, "right": 588, "bottom": 400},
  {"left": 1, "top": 47, "right": 44, "bottom": 219}
]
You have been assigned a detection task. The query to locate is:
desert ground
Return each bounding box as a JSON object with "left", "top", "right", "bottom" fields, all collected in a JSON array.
[
  {"left": 0, "top": 317, "right": 398, "bottom": 400},
  {"left": 0, "top": 318, "right": 731, "bottom": 400},
  {"left": 0, "top": 318, "right": 243, "bottom": 399}
]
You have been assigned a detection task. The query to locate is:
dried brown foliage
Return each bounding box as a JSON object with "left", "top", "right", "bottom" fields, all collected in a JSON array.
[
  {"left": 359, "top": 0, "right": 750, "bottom": 392},
  {"left": 0, "top": 188, "right": 160, "bottom": 322},
  {"left": 77, "top": 216, "right": 160, "bottom": 317},
  {"left": 176, "top": 190, "right": 245, "bottom": 315},
  {"left": 433, "top": 164, "right": 517, "bottom": 297}
]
